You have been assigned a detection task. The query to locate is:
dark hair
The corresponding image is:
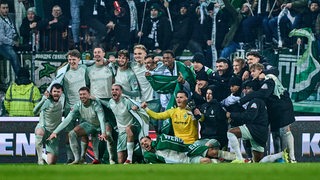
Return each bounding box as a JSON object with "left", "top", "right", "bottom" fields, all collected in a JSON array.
[
  {"left": 246, "top": 51, "right": 262, "bottom": 59},
  {"left": 79, "top": 86, "right": 90, "bottom": 93},
  {"left": 117, "top": 49, "right": 130, "bottom": 59},
  {"left": 145, "top": 53, "right": 155, "bottom": 60},
  {"left": 162, "top": 50, "right": 175, "bottom": 58},
  {"left": 140, "top": 136, "right": 151, "bottom": 141},
  {"left": 67, "top": 49, "right": 81, "bottom": 58},
  {"left": 51, "top": 83, "right": 63, "bottom": 92},
  {"left": 216, "top": 58, "right": 229, "bottom": 64},
  {"left": 176, "top": 90, "right": 188, "bottom": 98},
  {"left": 112, "top": 83, "right": 123, "bottom": 90},
  {"left": 93, "top": 46, "right": 105, "bottom": 52},
  {"left": 0, "top": 0, "right": 8, "bottom": 5}
]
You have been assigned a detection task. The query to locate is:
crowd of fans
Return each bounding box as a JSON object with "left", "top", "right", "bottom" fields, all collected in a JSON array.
[{"left": 1, "top": 0, "right": 317, "bottom": 164}]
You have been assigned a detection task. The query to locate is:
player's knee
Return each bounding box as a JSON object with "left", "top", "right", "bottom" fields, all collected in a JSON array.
[
  {"left": 280, "top": 125, "right": 290, "bottom": 136},
  {"left": 68, "top": 130, "right": 77, "bottom": 138}
]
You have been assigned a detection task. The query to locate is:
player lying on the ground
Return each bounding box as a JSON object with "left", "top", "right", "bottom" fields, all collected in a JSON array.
[{"left": 140, "top": 134, "right": 236, "bottom": 164}]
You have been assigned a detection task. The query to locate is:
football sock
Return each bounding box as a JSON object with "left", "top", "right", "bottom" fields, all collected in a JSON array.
[
  {"left": 69, "top": 130, "right": 80, "bottom": 162},
  {"left": 218, "top": 150, "right": 236, "bottom": 161},
  {"left": 227, "top": 132, "right": 243, "bottom": 160},
  {"left": 272, "top": 131, "right": 281, "bottom": 153},
  {"left": 92, "top": 136, "right": 100, "bottom": 160},
  {"left": 107, "top": 140, "right": 115, "bottom": 162},
  {"left": 282, "top": 131, "right": 295, "bottom": 161},
  {"left": 42, "top": 153, "right": 48, "bottom": 163},
  {"left": 80, "top": 141, "right": 88, "bottom": 160},
  {"left": 35, "top": 135, "right": 43, "bottom": 164},
  {"left": 259, "top": 152, "right": 282, "bottom": 163},
  {"left": 66, "top": 144, "right": 74, "bottom": 161},
  {"left": 127, "top": 142, "right": 134, "bottom": 161}
]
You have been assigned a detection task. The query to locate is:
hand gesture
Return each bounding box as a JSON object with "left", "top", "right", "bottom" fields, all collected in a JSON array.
[
  {"left": 47, "top": 133, "right": 57, "bottom": 140},
  {"left": 99, "top": 133, "right": 107, "bottom": 141},
  {"left": 140, "top": 102, "right": 148, "bottom": 109},
  {"left": 177, "top": 72, "right": 185, "bottom": 84}
]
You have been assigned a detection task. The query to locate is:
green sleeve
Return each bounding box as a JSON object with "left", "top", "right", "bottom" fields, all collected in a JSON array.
[
  {"left": 53, "top": 104, "right": 79, "bottom": 134},
  {"left": 94, "top": 101, "right": 106, "bottom": 134},
  {"left": 33, "top": 96, "right": 47, "bottom": 115}
]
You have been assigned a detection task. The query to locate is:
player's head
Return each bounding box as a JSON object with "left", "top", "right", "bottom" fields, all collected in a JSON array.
[
  {"left": 249, "top": 63, "right": 264, "bottom": 80},
  {"left": 144, "top": 54, "right": 156, "bottom": 71},
  {"left": 79, "top": 87, "right": 91, "bottom": 105},
  {"left": 162, "top": 50, "right": 175, "bottom": 70},
  {"left": 50, "top": 83, "right": 63, "bottom": 102},
  {"left": 140, "top": 136, "right": 153, "bottom": 152},
  {"left": 117, "top": 49, "right": 130, "bottom": 68},
  {"left": 133, "top": 44, "right": 147, "bottom": 64},
  {"left": 176, "top": 90, "right": 188, "bottom": 108},
  {"left": 246, "top": 51, "right": 262, "bottom": 65},
  {"left": 67, "top": 49, "right": 81, "bottom": 70},
  {"left": 111, "top": 84, "right": 123, "bottom": 102},
  {"left": 93, "top": 46, "right": 106, "bottom": 65}
]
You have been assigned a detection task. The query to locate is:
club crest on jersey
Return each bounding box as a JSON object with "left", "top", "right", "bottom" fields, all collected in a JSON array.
[
  {"left": 261, "top": 83, "right": 268, "bottom": 89},
  {"left": 250, "top": 103, "right": 257, "bottom": 109},
  {"left": 184, "top": 113, "right": 188, "bottom": 119}
]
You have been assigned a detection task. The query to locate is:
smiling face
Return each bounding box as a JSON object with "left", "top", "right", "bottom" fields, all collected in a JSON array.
[
  {"left": 117, "top": 54, "right": 129, "bottom": 68},
  {"left": 133, "top": 48, "right": 147, "bottom": 64},
  {"left": 68, "top": 55, "right": 80, "bottom": 70},
  {"left": 246, "top": 55, "right": 260, "bottom": 65},
  {"left": 140, "top": 137, "right": 153, "bottom": 151},
  {"left": 93, "top": 47, "right": 105, "bottom": 66},
  {"left": 79, "top": 89, "right": 90, "bottom": 105},
  {"left": 144, "top": 57, "right": 156, "bottom": 71},
  {"left": 162, "top": 53, "right": 174, "bottom": 70},
  {"left": 206, "top": 89, "right": 213, "bottom": 102}
]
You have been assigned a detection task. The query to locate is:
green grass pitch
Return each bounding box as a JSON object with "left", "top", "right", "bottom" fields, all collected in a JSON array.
[{"left": 1, "top": 163, "right": 320, "bottom": 180}]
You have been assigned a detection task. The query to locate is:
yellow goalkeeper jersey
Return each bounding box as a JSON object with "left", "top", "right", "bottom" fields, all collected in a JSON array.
[{"left": 146, "top": 107, "right": 198, "bottom": 144}]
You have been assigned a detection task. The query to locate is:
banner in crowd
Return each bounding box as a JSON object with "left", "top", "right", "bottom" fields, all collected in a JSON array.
[{"left": 0, "top": 116, "right": 320, "bottom": 163}]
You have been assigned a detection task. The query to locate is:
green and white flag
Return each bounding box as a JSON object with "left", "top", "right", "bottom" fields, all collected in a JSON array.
[{"left": 289, "top": 28, "right": 320, "bottom": 102}]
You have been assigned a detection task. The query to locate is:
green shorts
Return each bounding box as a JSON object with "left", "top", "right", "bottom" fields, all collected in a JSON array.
[
  {"left": 239, "top": 124, "right": 264, "bottom": 153},
  {"left": 79, "top": 122, "right": 101, "bottom": 135},
  {"left": 35, "top": 125, "right": 59, "bottom": 155},
  {"left": 116, "top": 122, "right": 140, "bottom": 152}
]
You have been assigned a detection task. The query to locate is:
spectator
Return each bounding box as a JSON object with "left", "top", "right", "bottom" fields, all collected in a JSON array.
[
  {"left": 38, "top": 5, "right": 68, "bottom": 51},
  {"left": 19, "top": 7, "right": 41, "bottom": 51},
  {"left": 169, "top": 2, "right": 192, "bottom": 56},
  {"left": 137, "top": 3, "right": 171, "bottom": 54},
  {"left": 0, "top": 0, "right": 21, "bottom": 75},
  {"left": 4, "top": 68, "right": 41, "bottom": 116},
  {"left": 69, "top": 0, "right": 84, "bottom": 50}
]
